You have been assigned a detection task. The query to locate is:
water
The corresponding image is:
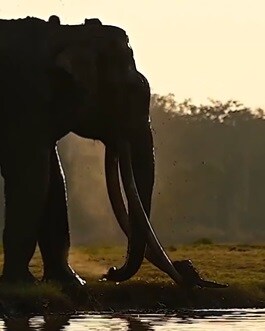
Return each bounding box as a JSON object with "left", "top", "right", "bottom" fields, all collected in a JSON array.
[{"left": 0, "top": 309, "right": 265, "bottom": 330}]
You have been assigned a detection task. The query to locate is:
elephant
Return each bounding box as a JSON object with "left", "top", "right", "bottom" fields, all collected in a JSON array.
[{"left": 0, "top": 16, "right": 227, "bottom": 289}]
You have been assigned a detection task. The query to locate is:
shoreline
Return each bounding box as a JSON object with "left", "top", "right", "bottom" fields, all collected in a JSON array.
[
  {"left": 0, "top": 244, "right": 264, "bottom": 314},
  {"left": 0, "top": 281, "right": 264, "bottom": 316}
]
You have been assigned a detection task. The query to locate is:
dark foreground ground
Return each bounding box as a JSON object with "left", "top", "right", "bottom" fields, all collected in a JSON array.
[{"left": 0, "top": 244, "right": 264, "bottom": 315}]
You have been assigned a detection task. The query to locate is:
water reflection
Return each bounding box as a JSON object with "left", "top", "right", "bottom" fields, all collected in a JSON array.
[
  {"left": 1, "top": 309, "right": 265, "bottom": 330},
  {"left": 3, "top": 317, "right": 33, "bottom": 331},
  {"left": 124, "top": 316, "right": 152, "bottom": 331},
  {"left": 41, "top": 315, "right": 71, "bottom": 331},
  {"left": 1, "top": 314, "right": 153, "bottom": 331},
  {"left": 2, "top": 314, "right": 71, "bottom": 331}
]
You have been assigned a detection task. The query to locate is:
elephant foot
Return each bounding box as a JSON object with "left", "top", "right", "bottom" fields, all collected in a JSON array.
[
  {"left": 173, "top": 260, "right": 228, "bottom": 289},
  {"left": 42, "top": 265, "right": 89, "bottom": 303},
  {"left": 42, "top": 264, "right": 86, "bottom": 289},
  {"left": 0, "top": 270, "right": 38, "bottom": 285}
]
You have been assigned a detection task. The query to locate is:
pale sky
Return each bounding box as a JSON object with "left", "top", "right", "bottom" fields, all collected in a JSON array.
[{"left": 1, "top": 0, "right": 265, "bottom": 108}]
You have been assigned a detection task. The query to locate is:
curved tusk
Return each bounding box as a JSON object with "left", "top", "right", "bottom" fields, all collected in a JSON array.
[
  {"left": 105, "top": 143, "right": 182, "bottom": 282},
  {"left": 105, "top": 152, "right": 228, "bottom": 288},
  {"left": 104, "top": 143, "right": 146, "bottom": 282},
  {"left": 105, "top": 144, "right": 167, "bottom": 272},
  {"left": 117, "top": 142, "right": 182, "bottom": 285},
  {"left": 105, "top": 146, "right": 129, "bottom": 235}
]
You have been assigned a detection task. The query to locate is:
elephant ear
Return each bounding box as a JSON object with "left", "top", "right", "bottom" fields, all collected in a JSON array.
[{"left": 47, "top": 21, "right": 133, "bottom": 95}]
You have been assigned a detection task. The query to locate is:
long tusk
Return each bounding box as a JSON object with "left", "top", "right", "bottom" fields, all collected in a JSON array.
[
  {"left": 117, "top": 142, "right": 182, "bottom": 285},
  {"left": 105, "top": 143, "right": 179, "bottom": 279},
  {"left": 104, "top": 143, "right": 146, "bottom": 282},
  {"left": 105, "top": 143, "right": 165, "bottom": 271},
  {"left": 105, "top": 146, "right": 129, "bottom": 235},
  {"left": 105, "top": 151, "right": 228, "bottom": 288}
]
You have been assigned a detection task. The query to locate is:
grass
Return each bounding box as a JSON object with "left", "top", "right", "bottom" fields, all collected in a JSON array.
[{"left": 0, "top": 244, "right": 265, "bottom": 314}]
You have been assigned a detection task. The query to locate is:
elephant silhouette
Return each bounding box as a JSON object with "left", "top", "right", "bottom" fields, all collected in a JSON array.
[{"left": 0, "top": 16, "right": 226, "bottom": 289}]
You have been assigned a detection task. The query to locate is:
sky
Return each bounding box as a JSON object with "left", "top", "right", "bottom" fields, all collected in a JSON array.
[{"left": 1, "top": 0, "right": 265, "bottom": 108}]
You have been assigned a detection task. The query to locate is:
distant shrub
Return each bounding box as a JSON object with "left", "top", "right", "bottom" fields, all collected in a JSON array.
[{"left": 193, "top": 238, "right": 213, "bottom": 245}]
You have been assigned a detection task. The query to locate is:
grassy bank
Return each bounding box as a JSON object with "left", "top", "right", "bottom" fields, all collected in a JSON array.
[{"left": 0, "top": 244, "right": 265, "bottom": 314}]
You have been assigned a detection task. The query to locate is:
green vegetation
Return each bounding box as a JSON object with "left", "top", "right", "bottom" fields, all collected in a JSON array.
[{"left": 0, "top": 244, "right": 265, "bottom": 314}]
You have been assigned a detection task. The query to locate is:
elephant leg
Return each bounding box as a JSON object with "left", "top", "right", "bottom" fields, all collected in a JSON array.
[
  {"left": 0, "top": 145, "right": 50, "bottom": 283},
  {"left": 38, "top": 146, "right": 85, "bottom": 287}
]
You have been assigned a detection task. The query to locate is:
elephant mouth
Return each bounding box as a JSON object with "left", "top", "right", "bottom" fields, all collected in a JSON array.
[{"left": 104, "top": 142, "right": 182, "bottom": 284}]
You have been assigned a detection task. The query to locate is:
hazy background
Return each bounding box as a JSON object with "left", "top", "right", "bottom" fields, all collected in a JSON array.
[
  {"left": 0, "top": 0, "right": 265, "bottom": 245},
  {"left": 58, "top": 98, "right": 265, "bottom": 245}
]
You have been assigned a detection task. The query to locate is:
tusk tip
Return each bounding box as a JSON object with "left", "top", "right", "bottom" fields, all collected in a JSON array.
[{"left": 102, "top": 266, "right": 117, "bottom": 281}]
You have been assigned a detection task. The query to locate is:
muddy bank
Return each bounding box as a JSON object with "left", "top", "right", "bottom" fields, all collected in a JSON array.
[{"left": 0, "top": 281, "right": 264, "bottom": 316}]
